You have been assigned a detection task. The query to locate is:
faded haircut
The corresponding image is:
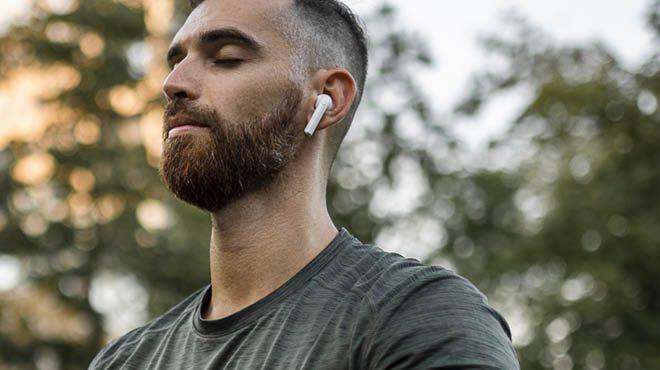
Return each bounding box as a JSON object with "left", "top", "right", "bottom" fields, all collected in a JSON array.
[
  {"left": 288, "top": 0, "right": 368, "bottom": 163},
  {"left": 189, "top": 0, "right": 369, "bottom": 167}
]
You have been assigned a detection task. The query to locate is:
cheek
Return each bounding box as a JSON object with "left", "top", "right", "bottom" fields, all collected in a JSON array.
[{"left": 217, "top": 70, "right": 299, "bottom": 119}]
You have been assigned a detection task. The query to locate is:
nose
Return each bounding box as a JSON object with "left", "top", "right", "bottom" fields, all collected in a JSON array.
[{"left": 162, "top": 61, "right": 201, "bottom": 101}]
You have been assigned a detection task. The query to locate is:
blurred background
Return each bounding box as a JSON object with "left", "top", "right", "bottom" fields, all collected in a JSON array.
[{"left": 1, "top": 0, "right": 659, "bottom": 369}]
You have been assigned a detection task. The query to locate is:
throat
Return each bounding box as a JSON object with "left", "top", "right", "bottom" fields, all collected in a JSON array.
[{"left": 204, "top": 210, "right": 338, "bottom": 321}]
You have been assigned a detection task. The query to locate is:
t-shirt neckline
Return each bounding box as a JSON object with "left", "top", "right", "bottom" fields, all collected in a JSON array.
[{"left": 192, "top": 228, "right": 354, "bottom": 337}]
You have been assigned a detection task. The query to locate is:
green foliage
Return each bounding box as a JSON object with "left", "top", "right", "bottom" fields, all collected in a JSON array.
[
  {"left": 0, "top": 1, "right": 210, "bottom": 368},
  {"left": 451, "top": 7, "right": 660, "bottom": 369}
]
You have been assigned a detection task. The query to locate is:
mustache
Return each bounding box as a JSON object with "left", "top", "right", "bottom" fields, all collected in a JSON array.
[
  {"left": 163, "top": 100, "right": 219, "bottom": 137},
  {"left": 164, "top": 100, "right": 213, "bottom": 123}
]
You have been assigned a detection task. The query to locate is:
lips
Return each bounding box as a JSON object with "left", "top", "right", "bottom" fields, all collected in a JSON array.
[{"left": 165, "top": 116, "right": 208, "bottom": 138}]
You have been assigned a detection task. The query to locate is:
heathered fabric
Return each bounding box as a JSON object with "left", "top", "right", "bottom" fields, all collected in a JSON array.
[{"left": 89, "top": 229, "right": 520, "bottom": 369}]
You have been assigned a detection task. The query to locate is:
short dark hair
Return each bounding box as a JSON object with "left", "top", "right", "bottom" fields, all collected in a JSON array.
[
  {"left": 290, "top": 0, "right": 368, "bottom": 102},
  {"left": 189, "top": 0, "right": 369, "bottom": 166},
  {"left": 288, "top": 0, "right": 368, "bottom": 165}
]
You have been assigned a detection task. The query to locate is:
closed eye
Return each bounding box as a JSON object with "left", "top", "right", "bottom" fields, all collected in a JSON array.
[{"left": 214, "top": 59, "right": 243, "bottom": 66}]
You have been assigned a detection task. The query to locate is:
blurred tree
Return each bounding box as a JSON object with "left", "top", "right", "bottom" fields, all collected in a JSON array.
[
  {"left": 450, "top": 3, "right": 660, "bottom": 369},
  {"left": 0, "top": 0, "right": 212, "bottom": 368}
]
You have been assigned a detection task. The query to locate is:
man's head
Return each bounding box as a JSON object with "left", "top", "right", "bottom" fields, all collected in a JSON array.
[{"left": 160, "top": 0, "right": 368, "bottom": 212}]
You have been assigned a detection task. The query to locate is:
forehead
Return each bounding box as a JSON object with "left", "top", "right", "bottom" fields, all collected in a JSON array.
[{"left": 173, "top": 0, "right": 292, "bottom": 46}]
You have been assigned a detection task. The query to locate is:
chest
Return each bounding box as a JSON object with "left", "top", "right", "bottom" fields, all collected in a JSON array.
[{"left": 110, "top": 297, "right": 372, "bottom": 370}]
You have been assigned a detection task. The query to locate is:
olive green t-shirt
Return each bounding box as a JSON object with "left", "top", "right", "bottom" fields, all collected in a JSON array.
[{"left": 89, "top": 229, "right": 520, "bottom": 369}]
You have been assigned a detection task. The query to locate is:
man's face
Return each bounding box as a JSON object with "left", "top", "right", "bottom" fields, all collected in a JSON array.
[{"left": 160, "top": 0, "right": 305, "bottom": 212}]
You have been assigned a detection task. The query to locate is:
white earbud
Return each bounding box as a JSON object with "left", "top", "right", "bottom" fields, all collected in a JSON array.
[{"left": 304, "top": 94, "right": 333, "bottom": 136}]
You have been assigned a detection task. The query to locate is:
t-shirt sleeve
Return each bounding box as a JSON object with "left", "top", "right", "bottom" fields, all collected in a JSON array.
[
  {"left": 87, "top": 335, "right": 121, "bottom": 370},
  {"left": 362, "top": 267, "right": 520, "bottom": 370}
]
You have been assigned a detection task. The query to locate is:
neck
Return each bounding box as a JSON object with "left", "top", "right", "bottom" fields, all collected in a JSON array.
[{"left": 203, "top": 159, "right": 337, "bottom": 320}]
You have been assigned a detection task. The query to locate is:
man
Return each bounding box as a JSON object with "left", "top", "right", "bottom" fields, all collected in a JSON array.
[{"left": 89, "top": 0, "right": 520, "bottom": 368}]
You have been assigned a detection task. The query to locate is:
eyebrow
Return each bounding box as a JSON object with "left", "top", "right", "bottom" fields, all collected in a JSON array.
[{"left": 166, "top": 27, "right": 264, "bottom": 67}]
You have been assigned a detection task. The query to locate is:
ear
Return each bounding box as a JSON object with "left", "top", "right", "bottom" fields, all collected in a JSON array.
[{"left": 306, "top": 68, "right": 357, "bottom": 132}]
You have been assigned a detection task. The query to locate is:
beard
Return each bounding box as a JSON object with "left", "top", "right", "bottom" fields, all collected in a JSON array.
[{"left": 159, "top": 86, "right": 303, "bottom": 212}]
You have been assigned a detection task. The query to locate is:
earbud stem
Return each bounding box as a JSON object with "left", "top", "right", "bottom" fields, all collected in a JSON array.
[{"left": 304, "top": 94, "right": 333, "bottom": 136}]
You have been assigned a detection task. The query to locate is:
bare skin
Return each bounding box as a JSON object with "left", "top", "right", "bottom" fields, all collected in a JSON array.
[{"left": 162, "top": 0, "right": 356, "bottom": 320}]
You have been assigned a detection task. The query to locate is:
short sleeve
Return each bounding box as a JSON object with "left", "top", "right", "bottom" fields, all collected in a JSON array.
[{"left": 362, "top": 268, "right": 520, "bottom": 370}]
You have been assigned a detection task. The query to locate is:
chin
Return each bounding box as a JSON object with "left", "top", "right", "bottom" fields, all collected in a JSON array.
[{"left": 160, "top": 136, "right": 225, "bottom": 211}]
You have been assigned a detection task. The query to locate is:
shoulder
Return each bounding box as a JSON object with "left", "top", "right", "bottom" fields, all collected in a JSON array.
[
  {"left": 334, "top": 233, "right": 519, "bottom": 369},
  {"left": 88, "top": 286, "right": 208, "bottom": 369},
  {"left": 337, "top": 236, "right": 489, "bottom": 310}
]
